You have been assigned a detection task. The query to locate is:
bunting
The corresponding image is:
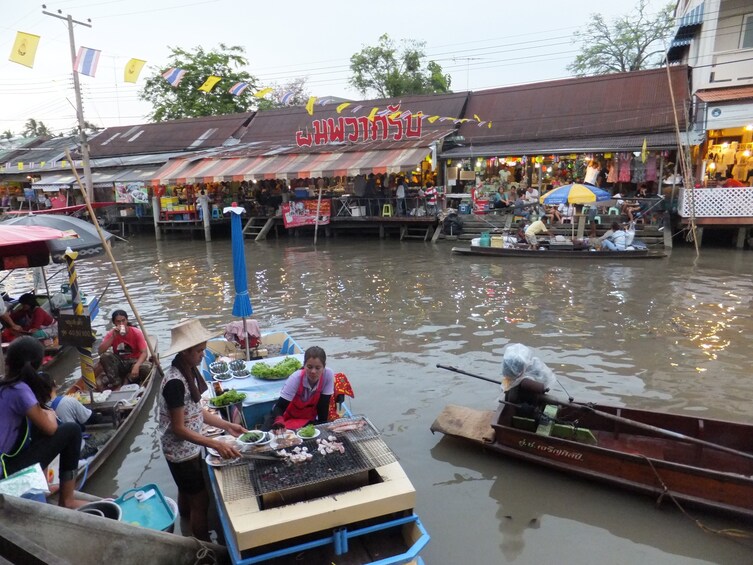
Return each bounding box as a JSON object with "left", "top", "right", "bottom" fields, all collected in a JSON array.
[
  {"left": 641, "top": 137, "right": 648, "bottom": 163},
  {"left": 254, "top": 87, "right": 273, "bottom": 98},
  {"left": 162, "top": 68, "right": 187, "bottom": 87},
  {"left": 336, "top": 102, "right": 351, "bottom": 113},
  {"left": 228, "top": 82, "right": 250, "bottom": 96},
  {"left": 305, "top": 96, "right": 317, "bottom": 116},
  {"left": 9, "top": 31, "right": 40, "bottom": 68},
  {"left": 124, "top": 58, "right": 146, "bottom": 83},
  {"left": 197, "top": 75, "right": 222, "bottom": 92},
  {"left": 280, "top": 91, "right": 295, "bottom": 105},
  {"left": 74, "top": 47, "right": 101, "bottom": 77}
]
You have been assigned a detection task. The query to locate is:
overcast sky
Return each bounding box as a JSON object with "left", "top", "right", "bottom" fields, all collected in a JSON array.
[{"left": 1, "top": 0, "right": 670, "bottom": 136}]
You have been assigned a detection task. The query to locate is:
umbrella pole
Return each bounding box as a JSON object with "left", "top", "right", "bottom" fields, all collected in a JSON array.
[
  {"left": 65, "top": 149, "right": 160, "bottom": 370},
  {"left": 242, "top": 316, "right": 250, "bottom": 361}
]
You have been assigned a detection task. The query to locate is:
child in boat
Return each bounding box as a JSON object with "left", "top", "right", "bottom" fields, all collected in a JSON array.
[
  {"left": 37, "top": 372, "right": 101, "bottom": 431},
  {"left": 266, "top": 346, "right": 335, "bottom": 431}
]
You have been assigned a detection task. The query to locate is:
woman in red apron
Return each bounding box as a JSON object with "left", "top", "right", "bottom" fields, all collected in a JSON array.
[{"left": 268, "top": 346, "right": 335, "bottom": 430}]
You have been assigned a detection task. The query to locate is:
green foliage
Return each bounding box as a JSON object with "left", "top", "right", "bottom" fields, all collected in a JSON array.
[
  {"left": 567, "top": 0, "right": 675, "bottom": 76},
  {"left": 209, "top": 389, "right": 247, "bottom": 407},
  {"left": 349, "top": 34, "right": 452, "bottom": 98},
  {"left": 256, "top": 77, "right": 310, "bottom": 111},
  {"left": 139, "top": 44, "right": 258, "bottom": 122},
  {"left": 22, "top": 119, "right": 52, "bottom": 137},
  {"left": 1, "top": 130, "right": 13, "bottom": 140},
  {"left": 251, "top": 357, "right": 303, "bottom": 380}
]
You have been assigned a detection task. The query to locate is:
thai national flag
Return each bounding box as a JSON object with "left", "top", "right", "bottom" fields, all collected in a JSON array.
[
  {"left": 280, "top": 91, "right": 294, "bottom": 105},
  {"left": 74, "top": 47, "right": 101, "bottom": 77},
  {"left": 228, "top": 82, "right": 249, "bottom": 96},
  {"left": 162, "top": 68, "right": 187, "bottom": 87}
]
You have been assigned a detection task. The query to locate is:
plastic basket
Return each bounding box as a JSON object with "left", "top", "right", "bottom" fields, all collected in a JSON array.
[{"left": 114, "top": 483, "right": 175, "bottom": 531}]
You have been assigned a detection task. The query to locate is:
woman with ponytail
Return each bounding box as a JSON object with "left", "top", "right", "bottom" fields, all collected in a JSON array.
[{"left": 0, "top": 337, "right": 83, "bottom": 508}]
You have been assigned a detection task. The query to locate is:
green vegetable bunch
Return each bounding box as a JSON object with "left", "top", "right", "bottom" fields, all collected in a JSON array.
[
  {"left": 251, "top": 357, "right": 303, "bottom": 380},
  {"left": 239, "top": 431, "right": 263, "bottom": 443},
  {"left": 210, "top": 389, "right": 247, "bottom": 407},
  {"left": 298, "top": 424, "right": 316, "bottom": 438}
]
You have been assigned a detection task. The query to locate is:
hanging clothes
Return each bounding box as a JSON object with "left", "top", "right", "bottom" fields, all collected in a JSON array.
[
  {"left": 645, "top": 154, "right": 657, "bottom": 182},
  {"left": 618, "top": 153, "right": 632, "bottom": 183},
  {"left": 607, "top": 157, "right": 618, "bottom": 183}
]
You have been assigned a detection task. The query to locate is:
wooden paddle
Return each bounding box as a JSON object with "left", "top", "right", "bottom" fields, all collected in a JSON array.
[{"left": 436, "top": 363, "right": 753, "bottom": 463}]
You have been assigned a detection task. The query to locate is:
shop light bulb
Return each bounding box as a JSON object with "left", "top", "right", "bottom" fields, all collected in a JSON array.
[
  {"left": 721, "top": 142, "right": 729, "bottom": 148},
  {"left": 709, "top": 162, "right": 716, "bottom": 170},
  {"left": 746, "top": 124, "right": 753, "bottom": 131}
]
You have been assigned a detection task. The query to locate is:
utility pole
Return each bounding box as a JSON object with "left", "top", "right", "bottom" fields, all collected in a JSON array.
[{"left": 42, "top": 5, "right": 94, "bottom": 203}]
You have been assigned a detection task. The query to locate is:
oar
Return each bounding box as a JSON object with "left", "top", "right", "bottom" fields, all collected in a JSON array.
[{"left": 436, "top": 364, "right": 753, "bottom": 463}]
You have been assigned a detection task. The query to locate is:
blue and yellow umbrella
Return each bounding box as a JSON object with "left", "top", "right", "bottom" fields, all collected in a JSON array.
[{"left": 539, "top": 183, "right": 612, "bottom": 206}]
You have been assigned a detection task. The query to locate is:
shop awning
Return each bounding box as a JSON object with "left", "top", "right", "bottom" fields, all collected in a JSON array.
[
  {"left": 154, "top": 147, "right": 433, "bottom": 182},
  {"left": 676, "top": 2, "right": 704, "bottom": 32},
  {"left": 440, "top": 132, "right": 688, "bottom": 158},
  {"left": 33, "top": 166, "right": 160, "bottom": 190}
]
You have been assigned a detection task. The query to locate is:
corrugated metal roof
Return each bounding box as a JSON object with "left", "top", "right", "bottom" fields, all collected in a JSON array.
[
  {"left": 696, "top": 86, "right": 753, "bottom": 103},
  {"left": 441, "top": 132, "right": 686, "bottom": 158},
  {"left": 455, "top": 66, "right": 690, "bottom": 146},
  {"left": 33, "top": 166, "right": 161, "bottom": 187},
  {"left": 0, "top": 137, "right": 78, "bottom": 167},
  {"left": 88, "top": 113, "right": 254, "bottom": 158}
]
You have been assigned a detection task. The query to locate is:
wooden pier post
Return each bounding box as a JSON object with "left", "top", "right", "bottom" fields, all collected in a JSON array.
[
  {"left": 152, "top": 196, "right": 162, "bottom": 240},
  {"left": 202, "top": 200, "right": 211, "bottom": 242},
  {"left": 736, "top": 227, "right": 747, "bottom": 249}
]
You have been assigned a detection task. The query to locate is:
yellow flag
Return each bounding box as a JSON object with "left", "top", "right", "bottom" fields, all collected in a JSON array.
[
  {"left": 124, "top": 58, "right": 146, "bottom": 83},
  {"left": 198, "top": 76, "right": 222, "bottom": 93},
  {"left": 17, "top": 162, "right": 24, "bottom": 171},
  {"left": 9, "top": 31, "right": 40, "bottom": 68},
  {"left": 427, "top": 116, "right": 440, "bottom": 124},
  {"left": 336, "top": 102, "right": 351, "bottom": 114},
  {"left": 641, "top": 137, "right": 648, "bottom": 163},
  {"left": 254, "top": 87, "right": 273, "bottom": 98},
  {"left": 473, "top": 114, "right": 481, "bottom": 122},
  {"left": 487, "top": 122, "right": 492, "bottom": 128},
  {"left": 305, "top": 96, "right": 317, "bottom": 116}
]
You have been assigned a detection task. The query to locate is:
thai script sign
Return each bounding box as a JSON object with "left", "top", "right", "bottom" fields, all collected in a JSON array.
[
  {"left": 518, "top": 438, "right": 584, "bottom": 461},
  {"left": 58, "top": 314, "right": 95, "bottom": 347},
  {"left": 281, "top": 200, "right": 331, "bottom": 228},
  {"left": 296, "top": 104, "right": 422, "bottom": 147}
]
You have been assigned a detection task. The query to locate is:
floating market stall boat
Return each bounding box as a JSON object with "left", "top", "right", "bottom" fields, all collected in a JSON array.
[
  {"left": 207, "top": 415, "right": 429, "bottom": 564},
  {"left": 452, "top": 244, "right": 666, "bottom": 259},
  {"left": 431, "top": 375, "right": 753, "bottom": 519}
]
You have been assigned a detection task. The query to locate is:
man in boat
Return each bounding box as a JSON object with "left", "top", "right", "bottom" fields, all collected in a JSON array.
[
  {"left": 601, "top": 222, "right": 628, "bottom": 251},
  {"left": 93, "top": 310, "right": 151, "bottom": 390},
  {"left": 0, "top": 297, "right": 23, "bottom": 338},
  {"left": 0, "top": 293, "right": 55, "bottom": 343},
  {"left": 524, "top": 215, "right": 549, "bottom": 249}
]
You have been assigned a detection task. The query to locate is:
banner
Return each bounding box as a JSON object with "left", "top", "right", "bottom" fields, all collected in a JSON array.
[
  {"left": 114, "top": 182, "right": 149, "bottom": 203},
  {"left": 281, "top": 200, "right": 331, "bottom": 228},
  {"left": 74, "top": 47, "right": 101, "bottom": 77},
  {"left": 124, "top": 58, "right": 146, "bottom": 83},
  {"left": 9, "top": 31, "right": 40, "bottom": 68}
]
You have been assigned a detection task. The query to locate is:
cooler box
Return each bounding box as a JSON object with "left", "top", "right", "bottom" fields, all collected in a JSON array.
[
  {"left": 114, "top": 483, "right": 175, "bottom": 532},
  {"left": 490, "top": 236, "right": 504, "bottom": 248},
  {"left": 458, "top": 203, "right": 471, "bottom": 214}
]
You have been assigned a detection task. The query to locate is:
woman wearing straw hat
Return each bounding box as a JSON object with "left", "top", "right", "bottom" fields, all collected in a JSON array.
[{"left": 158, "top": 319, "right": 246, "bottom": 541}]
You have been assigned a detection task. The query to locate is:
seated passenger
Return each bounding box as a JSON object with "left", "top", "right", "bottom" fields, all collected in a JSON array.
[
  {"left": 265, "top": 346, "right": 334, "bottom": 431},
  {"left": 37, "top": 372, "right": 101, "bottom": 431},
  {"left": 601, "top": 222, "right": 628, "bottom": 251},
  {"left": 1, "top": 293, "right": 55, "bottom": 343}
]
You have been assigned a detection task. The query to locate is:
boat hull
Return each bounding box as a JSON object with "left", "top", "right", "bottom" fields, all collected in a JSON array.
[
  {"left": 432, "top": 403, "right": 753, "bottom": 519},
  {"left": 452, "top": 245, "right": 666, "bottom": 259}
]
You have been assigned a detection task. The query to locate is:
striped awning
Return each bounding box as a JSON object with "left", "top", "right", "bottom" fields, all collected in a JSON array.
[
  {"left": 34, "top": 166, "right": 160, "bottom": 189},
  {"left": 676, "top": 2, "right": 704, "bottom": 31},
  {"left": 153, "top": 148, "right": 433, "bottom": 183}
]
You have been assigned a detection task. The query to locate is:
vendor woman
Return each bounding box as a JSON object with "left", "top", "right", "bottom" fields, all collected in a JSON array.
[{"left": 267, "top": 346, "right": 334, "bottom": 431}]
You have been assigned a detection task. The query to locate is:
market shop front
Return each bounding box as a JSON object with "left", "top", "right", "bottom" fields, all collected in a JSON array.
[{"left": 439, "top": 66, "right": 692, "bottom": 218}]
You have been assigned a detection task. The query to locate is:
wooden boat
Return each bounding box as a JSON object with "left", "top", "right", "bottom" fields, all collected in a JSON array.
[
  {"left": 207, "top": 415, "right": 429, "bottom": 564},
  {"left": 431, "top": 378, "right": 753, "bottom": 519},
  {"left": 452, "top": 244, "right": 666, "bottom": 259},
  {"left": 61, "top": 338, "right": 159, "bottom": 487},
  {"left": 0, "top": 494, "right": 227, "bottom": 564}
]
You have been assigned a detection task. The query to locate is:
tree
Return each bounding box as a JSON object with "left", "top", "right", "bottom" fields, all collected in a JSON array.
[
  {"left": 1, "top": 130, "right": 13, "bottom": 140},
  {"left": 22, "top": 119, "right": 52, "bottom": 137},
  {"left": 567, "top": 0, "right": 674, "bottom": 76},
  {"left": 256, "top": 77, "right": 310, "bottom": 111},
  {"left": 349, "top": 34, "right": 451, "bottom": 98},
  {"left": 68, "top": 121, "right": 103, "bottom": 136},
  {"left": 139, "top": 44, "right": 258, "bottom": 122}
]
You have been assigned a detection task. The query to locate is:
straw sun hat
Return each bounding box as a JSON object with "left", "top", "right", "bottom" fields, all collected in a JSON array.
[{"left": 163, "top": 319, "right": 218, "bottom": 357}]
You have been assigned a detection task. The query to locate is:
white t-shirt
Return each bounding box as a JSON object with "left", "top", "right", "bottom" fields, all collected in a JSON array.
[{"left": 396, "top": 183, "right": 406, "bottom": 198}]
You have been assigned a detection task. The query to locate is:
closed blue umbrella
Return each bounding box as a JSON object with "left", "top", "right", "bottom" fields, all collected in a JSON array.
[{"left": 224, "top": 204, "right": 253, "bottom": 360}]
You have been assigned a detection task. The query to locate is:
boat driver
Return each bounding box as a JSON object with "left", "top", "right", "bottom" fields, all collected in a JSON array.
[{"left": 94, "top": 309, "right": 151, "bottom": 390}]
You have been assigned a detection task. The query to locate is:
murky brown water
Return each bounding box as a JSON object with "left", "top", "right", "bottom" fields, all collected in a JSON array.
[{"left": 40, "top": 235, "right": 753, "bottom": 564}]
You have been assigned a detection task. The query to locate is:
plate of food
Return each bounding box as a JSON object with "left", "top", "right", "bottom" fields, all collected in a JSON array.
[
  {"left": 296, "top": 424, "right": 320, "bottom": 440},
  {"left": 213, "top": 372, "right": 233, "bottom": 382},
  {"left": 206, "top": 434, "right": 238, "bottom": 456},
  {"left": 269, "top": 430, "right": 303, "bottom": 449},
  {"left": 209, "top": 361, "right": 229, "bottom": 375},
  {"left": 205, "top": 453, "right": 240, "bottom": 467},
  {"left": 237, "top": 431, "right": 267, "bottom": 445},
  {"left": 231, "top": 369, "right": 250, "bottom": 378},
  {"left": 229, "top": 359, "right": 246, "bottom": 372},
  {"left": 202, "top": 425, "right": 224, "bottom": 437}
]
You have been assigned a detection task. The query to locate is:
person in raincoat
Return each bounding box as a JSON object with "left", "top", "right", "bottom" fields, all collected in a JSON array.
[{"left": 267, "top": 346, "right": 334, "bottom": 431}]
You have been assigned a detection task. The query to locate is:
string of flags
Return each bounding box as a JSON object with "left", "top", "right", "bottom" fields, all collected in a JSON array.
[{"left": 7, "top": 30, "right": 493, "bottom": 126}]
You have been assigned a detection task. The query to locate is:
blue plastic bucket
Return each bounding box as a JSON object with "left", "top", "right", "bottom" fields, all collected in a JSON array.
[{"left": 114, "top": 484, "right": 174, "bottom": 532}]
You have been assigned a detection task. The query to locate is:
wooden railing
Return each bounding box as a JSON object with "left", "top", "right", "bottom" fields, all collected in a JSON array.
[{"left": 678, "top": 187, "right": 753, "bottom": 218}]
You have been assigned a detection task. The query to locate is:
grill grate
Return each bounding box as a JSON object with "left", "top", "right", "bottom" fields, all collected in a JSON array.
[{"left": 219, "top": 416, "right": 397, "bottom": 501}]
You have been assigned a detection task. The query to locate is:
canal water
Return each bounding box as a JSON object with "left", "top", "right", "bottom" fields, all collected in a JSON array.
[{"left": 36, "top": 235, "right": 753, "bottom": 564}]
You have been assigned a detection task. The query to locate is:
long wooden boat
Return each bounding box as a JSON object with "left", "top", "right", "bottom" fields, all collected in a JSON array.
[
  {"left": 61, "top": 338, "right": 158, "bottom": 487},
  {"left": 452, "top": 244, "right": 666, "bottom": 259},
  {"left": 431, "top": 378, "right": 753, "bottom": 519},
  {"left": 0, "top": 494, "right": 227, "bottom": 564}
]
